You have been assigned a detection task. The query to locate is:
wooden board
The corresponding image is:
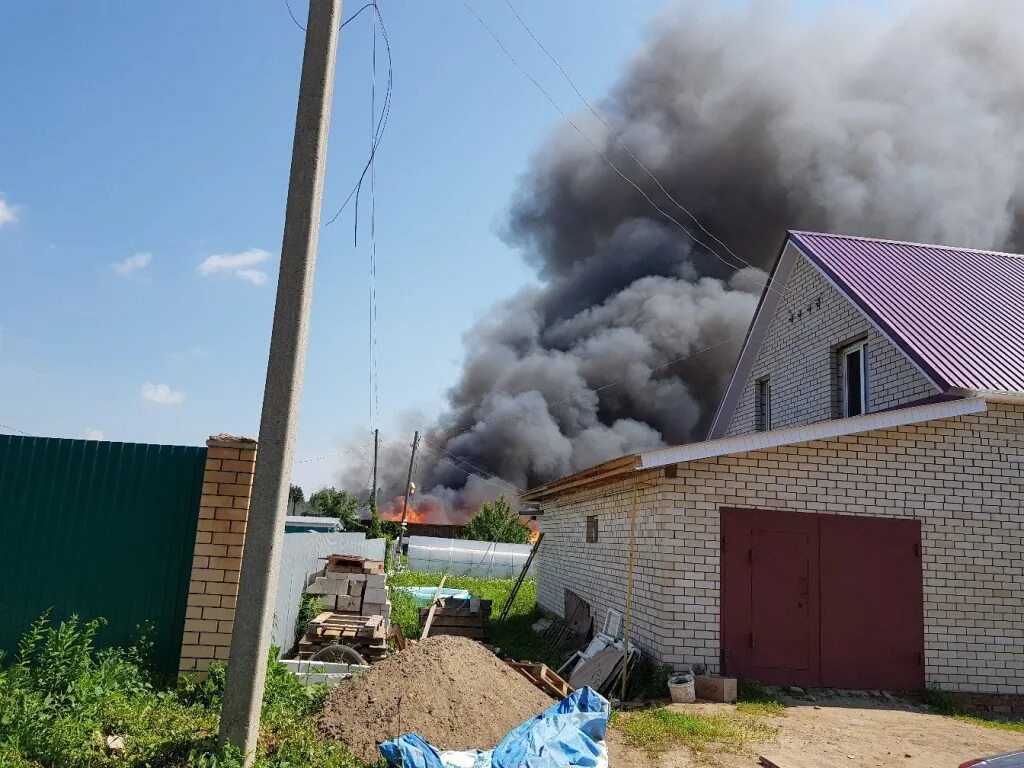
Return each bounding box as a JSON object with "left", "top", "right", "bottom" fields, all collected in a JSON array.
[
  {"left": 508, "top": 661, "right": 573, "bottom": 699},
  {"left": 759, "top": 753, "right": 829, "bottom": 768},
  {"left": 568, "top": 648, "right": 622, "bottom": 690}
]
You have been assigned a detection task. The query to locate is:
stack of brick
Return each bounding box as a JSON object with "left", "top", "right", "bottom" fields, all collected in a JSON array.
[{"left": 305, "top": 555, "right": 391, "bottom": 624}]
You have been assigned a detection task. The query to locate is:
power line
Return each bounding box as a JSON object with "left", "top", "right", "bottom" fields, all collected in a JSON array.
[
  {"left": 285, "top": 2, "right": 393, "bottom": 240},
  {"left": 283, "top": 0, "right": 305, "bottom": 31},
  {"left": 417, "top": 444, "right": 520, "bottom": 497},
  {"left": 420, "top": 440, "right": 521, "bottom": 494},
  {"left": 0, "top": 423, "right": 31, "bottom": 436},
  {"left": 325, "top": 3, "right": 394, "bottom": 234},
  {"left": 500, "top": 0, "right": 754, "bottom": 277},
  {"left": 421, "top": 438, "right": 521, "bottom": 493},
  {"left": 460, "top": 1, "right": 793, "bottom": 302}
]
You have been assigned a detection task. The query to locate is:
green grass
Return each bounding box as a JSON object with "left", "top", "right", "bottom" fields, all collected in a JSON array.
[
  {"left": 613, "top": 705, "right": 778, "bottom": 754},
  {"left": 736, "top": 679, "right": 787, "bottom": 716},
  {"left": 920, "top": 686, "right": 1024, "bottom": 734},
  {"left": 387, "top": 572, "right": 560, "bottom": 666},
  {"left": 0, "top": 614, "right": 370, "bottom": 768}
]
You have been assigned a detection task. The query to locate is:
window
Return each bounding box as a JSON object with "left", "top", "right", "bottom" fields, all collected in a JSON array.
[
  {"left": 840, "top": 341, "right": 868, "bottom": 417},
  {"left": 586, "top": 515, "right": 598, "bottom": 543},
  {"left": 756, "top": 378, "right": 772, "bottom": 431}
]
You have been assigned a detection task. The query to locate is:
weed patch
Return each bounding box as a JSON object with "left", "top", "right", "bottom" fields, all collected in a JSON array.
[
  {"left": 920, "top": 687, "right": 1024, "bottom": 734},
  {"left": 614, "top": 705, "right": 778, "bottom": 754},
  {"left": 737, "top": 679, "right": 786, "bottom": 716}
]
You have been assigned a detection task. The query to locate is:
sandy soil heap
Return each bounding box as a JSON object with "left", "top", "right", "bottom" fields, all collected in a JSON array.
[{"left": 318, "top": 635, "right": 553, "bottom": 763}]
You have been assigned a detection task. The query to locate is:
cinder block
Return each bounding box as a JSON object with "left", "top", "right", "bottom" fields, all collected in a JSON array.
[
  {"left": 305, "top": 578, "right": 327, "bottom": 595},
  {"left": 335, "top": 595, "right": 355, "bottom": 611},
  {"left": 320, "top": 595, "right": 337, "bottom": 610},
  {"left": 348, "top": 581, "right": 364, "bottom": 597},
  {"left": 365, "top": 574, "right": 387, "bottom": 588},
  {"left": 695, "top": 675, "right": 737, "bottom": 703},
  {"left": 364, "top": 587, "right": 388, "bottom": 604}
]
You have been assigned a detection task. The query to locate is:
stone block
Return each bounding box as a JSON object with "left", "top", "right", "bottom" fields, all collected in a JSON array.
[{"left": 335, "top": 595, "right": 356, "bottom": 611}]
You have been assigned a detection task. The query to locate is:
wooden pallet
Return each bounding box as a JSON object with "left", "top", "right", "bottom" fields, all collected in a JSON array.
[
  {"left": 297, "top": 612, "right": 387, "bottom": 661},
  {"left": 508, "top": 661, "right": 574, "bottom": 699},
  {"left": 320, "top": 555, "right": 385, "bottom": 574}
]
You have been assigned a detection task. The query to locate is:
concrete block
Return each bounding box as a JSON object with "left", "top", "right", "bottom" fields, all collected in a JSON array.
[
  {"left": 695, "top": 675, "right": 737, "bottom": 703},
  {"left": 364, "top": 587, "right": 388, "bottom": 604},
  {"left": 305, "top": 578, "right": 327, "bottom": 595},
  {"left": 363, "top": 601, "right": 391, "bottom": 618},
  {"left": 348, "top": 581, "right": 364, "bottom": 597},
  {"left": 365, "top": 574, "right": 387, "bottom": 588}
]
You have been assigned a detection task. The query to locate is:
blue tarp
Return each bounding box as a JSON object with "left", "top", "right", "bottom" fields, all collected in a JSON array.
[
  {"left": 379, "top": 687, "right": 610, "bottom": 768},
  {"left": 396, "top": 586, "right": 472, "bottom": 605}
]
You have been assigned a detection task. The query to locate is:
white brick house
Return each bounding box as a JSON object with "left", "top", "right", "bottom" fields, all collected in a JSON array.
[{"left": 526, "top": 231, "right": 1024, "bottom": 696}]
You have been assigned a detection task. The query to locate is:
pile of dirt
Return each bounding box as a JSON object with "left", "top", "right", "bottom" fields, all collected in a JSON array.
[{"left": 317, "top": 635, "right": 553, "bottom": 763}]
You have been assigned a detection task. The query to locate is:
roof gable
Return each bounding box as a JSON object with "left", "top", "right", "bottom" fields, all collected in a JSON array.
[{"left": 790, "top": 231, "right": 1024, "bottom": 394}]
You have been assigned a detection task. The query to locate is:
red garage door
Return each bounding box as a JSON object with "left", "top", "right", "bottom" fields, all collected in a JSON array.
[{"left": 721, "top": 508, "right": 924, "bottom": 691}]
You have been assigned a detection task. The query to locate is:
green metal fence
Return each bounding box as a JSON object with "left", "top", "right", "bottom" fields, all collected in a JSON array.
[{"left": 0, "top": 435, "right": 207, "bottom": 674}]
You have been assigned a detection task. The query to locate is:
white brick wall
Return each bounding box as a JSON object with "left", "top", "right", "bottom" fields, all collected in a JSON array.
[
  {"left": 725, "top": 254, "right": 937, "bottom": 437},
  {"left": 538, "top": 402, "right": 1024, "bottom": 693}
]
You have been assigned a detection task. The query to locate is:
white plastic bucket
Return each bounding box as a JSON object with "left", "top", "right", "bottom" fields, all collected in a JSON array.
[{"left": 668, "top": 672, "right": 696, "bottom": 703}]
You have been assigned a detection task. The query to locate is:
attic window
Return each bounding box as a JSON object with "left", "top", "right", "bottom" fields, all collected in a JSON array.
[
  {"left": 586, "top": 515, "right": 598, "bottom": 543},
  {"left": 756, "top": 378, "right": 772, "bottom": 431},
  {"left": 840, "top": 340, "right": 868, "bottom": 417}
]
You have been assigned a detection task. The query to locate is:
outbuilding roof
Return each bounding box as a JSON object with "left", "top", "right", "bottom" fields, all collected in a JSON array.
[{"left": 789, "top": 231, "right": 1024, "bottom": 395}]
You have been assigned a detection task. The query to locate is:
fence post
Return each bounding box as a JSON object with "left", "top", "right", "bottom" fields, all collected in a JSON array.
[{"left": 179, "top": 434, "right": 257, "bottom": 675}]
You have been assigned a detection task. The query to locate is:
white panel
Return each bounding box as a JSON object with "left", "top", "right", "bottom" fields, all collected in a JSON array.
[{"left": 272, "top": 532, "right": 386, "bottom": 656}]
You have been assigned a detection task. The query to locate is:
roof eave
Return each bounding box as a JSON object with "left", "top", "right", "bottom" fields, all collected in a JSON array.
[
  {"left": 520, "top": 454, "right": 640, "bottom": 503},
  {"left": 640, "top": 396, "right": 988, "bottom": 470}
]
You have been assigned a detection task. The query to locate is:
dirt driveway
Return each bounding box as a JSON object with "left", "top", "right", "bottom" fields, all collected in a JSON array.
[{"left": 609, "top": 696, "right": 1024, "bottom": 768}]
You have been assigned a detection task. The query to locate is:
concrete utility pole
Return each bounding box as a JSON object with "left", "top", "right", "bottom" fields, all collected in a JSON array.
[
  {"left": 393, "top": 430, "right": 419, "bottom": 570},
  {"left": 219, "top": 0, "right": 341, "bottom": 761}
]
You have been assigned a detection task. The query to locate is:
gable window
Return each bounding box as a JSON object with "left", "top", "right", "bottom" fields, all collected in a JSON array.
[
  {"left": 755, "top": 378, "right": 772, "bottom": 431},
  {"left": 840, "top": 340, "right": 868, "bottom": 417},
  {"left": 586, "top": 515, "right": 598, "bottom": 543}
]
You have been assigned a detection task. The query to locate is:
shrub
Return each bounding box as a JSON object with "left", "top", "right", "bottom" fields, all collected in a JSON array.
[{"left": 0, "top": 615, "right": 365, "bottom": 768}]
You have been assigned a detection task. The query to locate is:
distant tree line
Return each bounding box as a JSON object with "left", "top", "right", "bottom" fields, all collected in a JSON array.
[{"left": 288, "top": 484, "right": 532, "bottom": 544}]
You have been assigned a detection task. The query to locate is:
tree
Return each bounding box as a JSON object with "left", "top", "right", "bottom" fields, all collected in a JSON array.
[
  {"left": 308, "top": 487, "right": 359, "bottom": 529},
  {"left": 288, "top": 484, "right": 305, "bottom": 504},
  {"left": 463, "top": 496, "right": 532, "bottom": 544}
]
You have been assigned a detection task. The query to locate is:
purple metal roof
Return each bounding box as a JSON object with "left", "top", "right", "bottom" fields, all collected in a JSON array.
[{"left": 788, "top": 231, "right": 1024, "bottom": 394}]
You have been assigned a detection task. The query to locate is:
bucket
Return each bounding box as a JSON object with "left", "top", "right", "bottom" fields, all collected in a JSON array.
[{"left": 667, "top": 672, "right": 696, "bottom": 704}]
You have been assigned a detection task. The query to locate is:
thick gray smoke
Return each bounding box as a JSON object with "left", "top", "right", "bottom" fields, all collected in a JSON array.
[{"left": 346, "top": 0, "right": 1024, "bottom": 520}]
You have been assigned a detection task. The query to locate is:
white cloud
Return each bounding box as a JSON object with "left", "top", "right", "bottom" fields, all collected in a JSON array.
[
  {"left": 236, "top": 268, "right": 268, "bottom": 285},
  {"left": 84, "top": 428, "right": 104, "bottom": 440},
  {"left": 197, "top": 248, "right": 271, "bottom": 285},
  {"left": 0, "top": 196, "right": 20, "bottom": 228},
  {"left": 141, "top": 382, "right": 186, "bottom": 405},
  {"left": 113, "top": 252, "right": 153, "bottom": 277}
]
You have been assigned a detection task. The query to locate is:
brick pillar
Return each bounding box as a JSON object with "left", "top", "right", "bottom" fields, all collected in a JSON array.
[{"left": 179, "top": 434, "right": 257, "bottom": 674}]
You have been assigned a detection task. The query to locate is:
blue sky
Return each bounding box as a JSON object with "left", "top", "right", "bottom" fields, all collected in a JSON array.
[{"left": 0, "top": 0, "right": 873, "bottom": 491}]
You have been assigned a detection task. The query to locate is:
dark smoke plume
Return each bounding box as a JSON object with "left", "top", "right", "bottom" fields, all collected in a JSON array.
[{"left": 344, "top": 0, "right": 1024, "bottom": 520}]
